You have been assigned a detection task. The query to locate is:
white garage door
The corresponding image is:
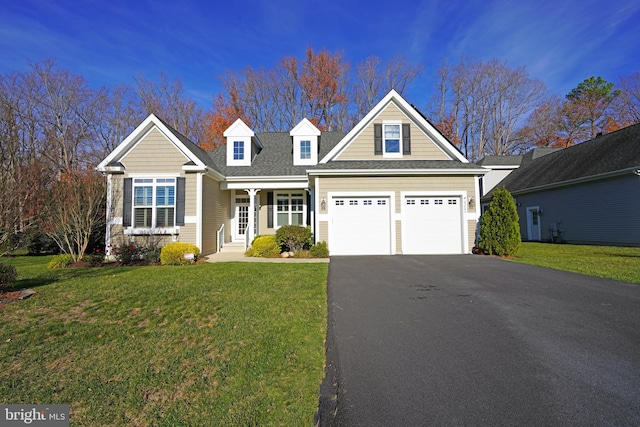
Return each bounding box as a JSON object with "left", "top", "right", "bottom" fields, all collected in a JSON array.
[
  {"left": 331, "top": 196, "right": 392, "bottom": 255},
  {"left": 403, "top": 196, "right": 463, "bottom": 254}
]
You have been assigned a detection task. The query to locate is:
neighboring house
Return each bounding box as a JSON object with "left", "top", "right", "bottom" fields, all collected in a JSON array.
[
  {"left": 481, "top": 124, "right": 640, "bottom": 246},
  {"left": 98, "top": 90, "right": 486, "bottom": 256}
]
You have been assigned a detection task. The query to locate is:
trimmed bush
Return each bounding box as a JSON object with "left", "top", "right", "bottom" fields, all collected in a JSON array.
[
  {"left": 0, "top": 263, "right": 18, "bottom": 290},
  {"left": 275, "top": 225, "right": 313, "bottom": 253},
  {"left": 478, "top": 187, "right": 521, "bottom": 256},
  {"left": 47, "top": 254, "right": 74, "bottom": 269},
  {"left": 85, "top": 248, "right": 105, "bottom": 266},
  {"left": 309, "top": 241, "right": 329, "bottom": 258},
  {"left": 110, "top": 243, "right": 144, "bottom": 265},
  {"left": 246, "top": 235, "right": 281, "bottom": 258},
  {"left": 160, "top": 242, "right": 201, "bottom": 266}
]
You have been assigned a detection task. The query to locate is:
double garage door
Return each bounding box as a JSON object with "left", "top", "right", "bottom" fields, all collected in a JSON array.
[{"left": 330, "top": 195, "right": 464, "bottom": 255}]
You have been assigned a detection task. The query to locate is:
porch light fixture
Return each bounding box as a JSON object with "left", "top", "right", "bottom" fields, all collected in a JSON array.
[{"left": 321, "top": 197, "right": 326, "bottom": 210}]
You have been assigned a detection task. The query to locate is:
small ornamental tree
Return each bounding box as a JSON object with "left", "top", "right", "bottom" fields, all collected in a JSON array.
[{"left": 479, "top": 188, "right": 521, "bottom": 256}]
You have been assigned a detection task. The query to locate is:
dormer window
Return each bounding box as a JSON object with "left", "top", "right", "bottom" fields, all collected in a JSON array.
[
  {"left": 224, "top": 119, "right": 259, "bottom": 166},
  {"left": 233, "top": 141, "right": 245, "bottom": 160},
  {"left": 291, "top": 118, "right": 321, "bottom": 166}
]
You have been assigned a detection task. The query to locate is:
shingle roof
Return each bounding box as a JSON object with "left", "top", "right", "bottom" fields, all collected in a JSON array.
[
  {"left": 208, "top": 132, "right": 347, "bottom": 177},
  {"left": 477, "top": 155, "right": 523, "bottom": 167},
  {"left": 487, "top": 123, "right": 640, "bottom": 196},
  {"left": 309, "top": 160, "right": 482, "bottom": 171}
]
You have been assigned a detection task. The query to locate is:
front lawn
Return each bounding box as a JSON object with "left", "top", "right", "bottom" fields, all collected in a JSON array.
[
  {"left": 0, "top": 257, "right": 328, "bottom": 426},
  {"left": 511, "top": 242, "right": 640, "bottom": 284}
]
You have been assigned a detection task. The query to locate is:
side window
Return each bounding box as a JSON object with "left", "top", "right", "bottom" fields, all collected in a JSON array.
[{"left": 233, "top": 141, "right": 244, "bottom": 160}]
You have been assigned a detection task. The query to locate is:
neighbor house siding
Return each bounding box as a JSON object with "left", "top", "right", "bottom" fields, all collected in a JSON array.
[
  {"left": 318, "top": 175, "right": 477, "bottom": 252},
  {"left": 337, "top": 102, "right": 451, "bottom": 161},
  {"left": 514, "top": 174, "right": 640, "bottom": 246}
]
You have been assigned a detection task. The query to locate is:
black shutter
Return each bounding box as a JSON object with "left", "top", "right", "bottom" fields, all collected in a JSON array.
[
  {"left": 267, "top": 192, "right": 274, "bottom": 228},
  {"left": 374, "top": 123, "right": 382, "bottom": 155},
  {"left": 123, "top": 178, "right": 132, "bottom": 227},
  {"left": 402, "top": 123, "right": 411, "bottom": 154},
  {"left": 176, "top": 177, "right": 185, "bottom": 226}
]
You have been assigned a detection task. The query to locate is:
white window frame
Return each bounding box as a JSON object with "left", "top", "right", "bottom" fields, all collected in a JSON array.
[
  {"left": 233, "top": 140, "right": 245, "bottom": 160},
  {"left": 383, "top": 121, "right": 402, "bottom": 158},
  {"left": 275, "top": 192, "right": 306, "bottom": 228},
  {"left": 130, "top": 177, "right": 178, "bottom": 233},
  {"left": 300, "top": 140, "right": 311, "bottom": 160}
]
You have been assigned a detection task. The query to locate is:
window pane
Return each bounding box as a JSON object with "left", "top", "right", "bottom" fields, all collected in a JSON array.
[
  {"left": 291, "top": 198, "right": 303, "bottom": 212},
  {"left": 292, "top": 213, "right": 303, "bottom": 226},
  {"left": 134, "top": 207, "right": 152, "bottom": 227},
  {"left": 300, "top": 140, "right": 311, "bottom": 159},
  {"left": 384, "top": 124, "right": 401, "bottom": 153},
  {"left": 277, "top": 213, "right": 288, "bottom": 227},
  {"left": 277, "top": 195, "right": 288, "bottom": 212},
  {"left": 134, "top": 186, "right": 152, "bottom": 206},
  {"left": 156, "top": 186, "right": 175, "bottom": 206},
  {"left": 233, "top": 141, "right": 244, "bottom": 160},
  {"left": 156, "top": 207, "right": 175, "bottom": 227}
]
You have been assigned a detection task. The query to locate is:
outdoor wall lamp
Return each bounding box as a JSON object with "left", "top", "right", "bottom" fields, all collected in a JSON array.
[
  {"left": 468, "top": 197, "right": 474, "bottom": 205},
  {"left": 320, "top": 197, "right": 326, "bottom": 210}
]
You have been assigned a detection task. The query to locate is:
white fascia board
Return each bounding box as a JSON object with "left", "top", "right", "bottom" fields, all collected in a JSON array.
[
  {"left": 97, "top": 114, "right": 207, "bottom": 171},
  {"left": 481, "top": 165, "right": 521, "bottom": 170},
  {"left": 221, "top": 176, "right": 309, "bottom": 190},
  {"left": 307, "top": 168, "right": 487, "bottom": 176},
  {"left": 320, "top": 89, "right": 469, "bottom": 164},
  {"left": 290, "top": 118, "right": 321, "bottom": 136}
]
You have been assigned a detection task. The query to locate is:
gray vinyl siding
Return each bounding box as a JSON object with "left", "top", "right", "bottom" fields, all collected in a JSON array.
[{"left": 514, "top": 174, "right": 640, "bottom": 246}]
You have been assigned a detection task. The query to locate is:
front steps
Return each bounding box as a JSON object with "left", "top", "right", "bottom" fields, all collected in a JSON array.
[{"left": 219, "top": 242, "right": 246, "bottom": 253}]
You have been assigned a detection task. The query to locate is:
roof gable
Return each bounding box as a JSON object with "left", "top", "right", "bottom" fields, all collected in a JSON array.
[
  {"left": 98, "top": 114, "right": 221, "bottom": 175},
  {"left": 321, "top": 90, "right": 469, "bottom": 164}
]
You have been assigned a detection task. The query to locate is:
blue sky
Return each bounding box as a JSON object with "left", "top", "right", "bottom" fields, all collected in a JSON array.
[{"left": 1, "top": 0, "right": 639, "bottom": 110}]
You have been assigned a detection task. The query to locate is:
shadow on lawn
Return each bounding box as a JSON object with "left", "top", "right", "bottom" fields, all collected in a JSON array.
[{"left": 12, "top": 264, "right": 133, "bottom": 290}]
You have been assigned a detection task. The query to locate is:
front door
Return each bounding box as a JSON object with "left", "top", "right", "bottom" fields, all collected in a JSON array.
[
  {"left": 526, "top": 207, "right": 541, "bottom": 241},
  {"left": 234, "top": 197, "right": 250, "bottom": 241}
]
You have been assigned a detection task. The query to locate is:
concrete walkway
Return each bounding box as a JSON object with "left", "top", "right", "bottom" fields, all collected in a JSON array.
[{"left": 205, "top": 251, "right": 329, "bottom": 263}]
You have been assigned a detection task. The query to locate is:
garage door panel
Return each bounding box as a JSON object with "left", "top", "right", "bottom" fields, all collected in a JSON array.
[
  {"left": 403, "top": 197, "right": 463, "bottom": 254},
  {"left": 331, "top": 197, "right": 391, "bottom": 255}
]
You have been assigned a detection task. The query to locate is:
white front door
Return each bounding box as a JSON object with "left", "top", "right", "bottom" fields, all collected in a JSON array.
[
  {"left": 234, "top": 197, "right": 250, "bottom": 241},
  {"left": 526, "top": 207, "right": 541, "bottom": 241}
]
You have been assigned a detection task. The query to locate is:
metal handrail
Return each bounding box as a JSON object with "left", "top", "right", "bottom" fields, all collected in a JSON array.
[
  {"left": 243, "top": 224, "right": 250, "bottom": 252},
  {"left": 217, "top": 224, "right": 225, "bottom": 253}
]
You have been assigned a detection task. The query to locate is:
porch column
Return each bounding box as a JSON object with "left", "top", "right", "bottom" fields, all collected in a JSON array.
[{"left": 245, "top": 188, "right": 259, "bottom": 245}]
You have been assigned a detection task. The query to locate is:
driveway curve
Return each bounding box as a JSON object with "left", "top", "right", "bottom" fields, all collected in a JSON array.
[{"left": 318, "top": 255, "right": 640, "bottom": 426}]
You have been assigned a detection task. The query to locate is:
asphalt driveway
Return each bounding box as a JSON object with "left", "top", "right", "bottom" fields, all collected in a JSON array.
[{"left": 318, "top": 255, "right": 640, "bottom": 426}]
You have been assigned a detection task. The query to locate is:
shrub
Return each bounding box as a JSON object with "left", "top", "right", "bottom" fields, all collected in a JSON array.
[
  {"left": 143, "top": 245, "right": 162, "bottom": 264},
  {"left": 0, "top": 263, "right": 18, "bottom": 290},
  {"left": 47, "top": 254, "right": 74, "bottom": 269},
  {"left": 85, "top": 248, "right": 104, "bottom": 266},
  {"left": 246, "top": 235, "right": 281, "bottom": 258},
  {"left": 478, "top": 187, "right": 521, "bottom": 256},
  {"left": 111, "top": 243, "right": 144, "bottom": 265},
  {"left": 309, "top": 241, "right": 329, "bottom": 258},
  {"left": 160, "top": 242, "right": 201, "bottom": 266},
  {"left": 292, "top": 249, "right": 311, "bottom": 258},
  {"left": 275, "top": 225, "right": 313, "bottom": 253}
]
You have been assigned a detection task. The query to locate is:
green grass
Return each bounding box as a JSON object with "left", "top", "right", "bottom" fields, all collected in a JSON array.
[
  {"left": 511, "top": 242, "right": 640, "bottom": 284},
  {"left": 0, "top": 257, "right": 328, "bottom": 426}
]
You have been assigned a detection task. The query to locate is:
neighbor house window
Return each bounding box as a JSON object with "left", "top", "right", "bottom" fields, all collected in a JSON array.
[
  {"left": 300, "top": 140, "right": 311, "bottom": 159},
  {"left": 133, "top": 178, "right": 175, "bottom": 228},
  {"left": 384, "top": 124, "right": 401, "bottom": 155},
  {"left": 276, "top": 193, "right": 304, "bottom": 227},
  {"left": 233, "top": 141, "right": 244, "bottom": 160}
]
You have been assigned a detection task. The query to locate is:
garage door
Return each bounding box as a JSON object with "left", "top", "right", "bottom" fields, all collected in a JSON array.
[
  {"left": 331, "top": 196, "right": 392, "bottom": 255},
  {"left": 403, "top": 196, "right": 463, "bottom": 254}
]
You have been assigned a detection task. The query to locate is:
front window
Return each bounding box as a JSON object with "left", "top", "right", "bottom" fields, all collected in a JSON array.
[
  {"left": 276, "top": 193, "right": 305, "bottom": 227},
  {"left": 300, "top": 140, "right": 311, "bottom": 159},
  {"left": 133, "top": 178, "right": 175, "bottom": 228},
  {"left": 233, "top": 141, "right": 244, "bottom": 160},
  {"left": 384, "top": 124, "right": 401, "bottom": 154}
]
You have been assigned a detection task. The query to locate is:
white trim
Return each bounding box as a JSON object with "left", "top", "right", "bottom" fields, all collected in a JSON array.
[
  {"left": 314, "top": 176, "right": 320, "bottom": 245},
  {"left": 307, "top": 168, "right": 486, "bottom": 176},
  {"left": 400, "top": 191, "right": 468, "bottom": 254},
  {"left": 105, "top": 174, "right": 113, "bottom": 255},
  {"left": 320, "top": 90, "right": 469, "bottom": 164},
  {"left": 328, "top": 191, "right": 396, "bottom": 255},
  {"left": 221, "top": 180, "right": 308, "bottom": 190},
  {"left": 196, "top": 173, "right": 203, "bottom": 250}
]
